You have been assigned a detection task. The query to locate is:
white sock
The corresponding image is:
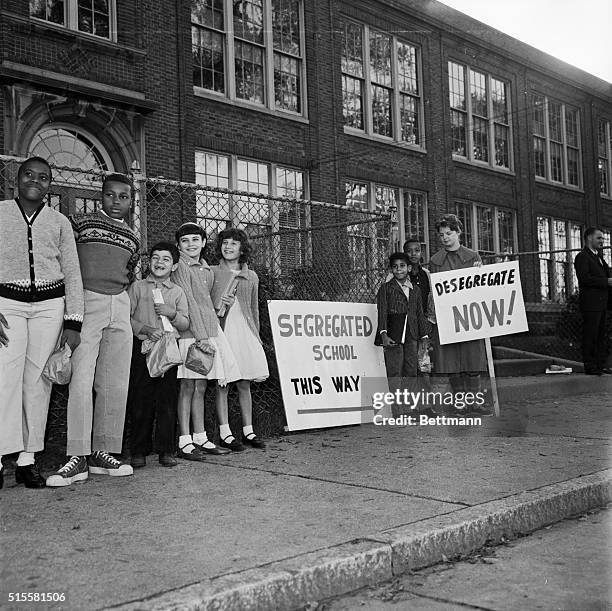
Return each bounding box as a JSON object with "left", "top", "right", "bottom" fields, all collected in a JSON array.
[
  {"left": 179, "top": 434, "right": 194, "bottom": 453},
  {"left": 219, "top": 424, "right": 233, "bottom": 441},
  {"left": 0, "top": 455, "right": 3, "bottom": 472},
  {"left": 243, "top": 425, "right": 254, "bottom": 438},
  {"left": 16, "top": 452, "right": 35, "bottom": 466}
]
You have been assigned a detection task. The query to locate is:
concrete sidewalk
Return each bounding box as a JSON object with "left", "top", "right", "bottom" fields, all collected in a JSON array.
[{"left": 1, "top": 374, "right": 611, "bottom": 611}]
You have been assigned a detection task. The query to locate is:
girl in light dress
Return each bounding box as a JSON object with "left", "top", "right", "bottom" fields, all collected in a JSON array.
[{"left": 211, "top": 228, "right": 269, "bottom": 451}]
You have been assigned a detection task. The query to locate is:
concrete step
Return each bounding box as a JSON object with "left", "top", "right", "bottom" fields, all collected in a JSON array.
[{"left": 494, "top": 357, "right": 552, "bottom": 377}]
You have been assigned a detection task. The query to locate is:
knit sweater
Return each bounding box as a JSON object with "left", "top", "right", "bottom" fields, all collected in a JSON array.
[
  {"left": 0, "top": 199, "right": 84, "bottom": 331},
  {"left": 210, "top": 260, "right": 261, "bottom": 342},
  {"left": 170, "top": 253, "right": 218, "bottom": 340},
  {"left": 70, "top": 211, "right": 140, "bottom": 295}
]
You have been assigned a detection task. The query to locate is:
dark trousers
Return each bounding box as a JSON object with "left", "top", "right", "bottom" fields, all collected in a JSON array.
[
  {"left": 384, "top": 339, "right": 418, "bottom": 417},
  {"left": 127, "top": 337, "right": 178, "bottom": 455},
  {"left": 582, "top": 309, "right": 608, "bottom": 371}
]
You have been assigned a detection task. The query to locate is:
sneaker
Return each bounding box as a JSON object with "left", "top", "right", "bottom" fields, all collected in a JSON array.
[
  {"left": 46, "top": 456, "right": 89, "bottom": 487},
  {"left": 89, "top": 451, "right": 133, "bottom": 477}
]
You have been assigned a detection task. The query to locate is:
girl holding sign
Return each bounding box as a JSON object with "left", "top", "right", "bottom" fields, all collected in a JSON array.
[
  {"left": 429, "top": 214, "right": 490, "bottom": 415},
  {"left": 211, "top": 228, "right": 269, "bottom": 451}
]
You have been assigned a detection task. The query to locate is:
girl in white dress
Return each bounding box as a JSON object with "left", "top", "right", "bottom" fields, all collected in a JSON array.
[{"left": 211, "top": 228, "right": 269, "bottom": 451}]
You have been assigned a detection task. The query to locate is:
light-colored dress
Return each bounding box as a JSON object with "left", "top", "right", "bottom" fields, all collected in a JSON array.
[{"left": 224, "top": 296, "right": 269, "bottom": 381}]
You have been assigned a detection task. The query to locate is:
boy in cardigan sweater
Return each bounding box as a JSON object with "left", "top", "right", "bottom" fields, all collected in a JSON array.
[
  {"left": 0, "top": 157, "right": 83, "bottom": 490},
  {"left": 47, "top": 174, "right": 140, "bottom": 487}
]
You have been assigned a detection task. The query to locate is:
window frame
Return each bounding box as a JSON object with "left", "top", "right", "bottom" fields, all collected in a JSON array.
[
  {"left": 453, "top": 200, "right": 518, "bottom": 258},
  {"left": 598, "top": 119, "right": 612, "bottom": 199},
  {"left": 29, "top": 0, "right": 117, "bottom": 42},
  {"left": 448, "top": 60, "right": 513, "bottom": 171},
  {"left": 191, "top": 0, "right": 308, "bottom": 119},
  {"left": 531, "top": 93, "right": 583, "bottom": 190},
  {"left": 340, "top": 19, "right": 425, "bottom": 149}
]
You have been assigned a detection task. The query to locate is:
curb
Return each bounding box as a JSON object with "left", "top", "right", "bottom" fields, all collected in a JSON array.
[{"left": 107, "top": 470, "right": 611, "bottom": 611}]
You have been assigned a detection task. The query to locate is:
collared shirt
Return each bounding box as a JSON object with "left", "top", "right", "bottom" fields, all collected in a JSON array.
[
  {"left": 99, "top": 209, "right": 125, "bottom": 223},
  {"left": 396, "top": 279, "right": 412, "bottom": 342},
  {"left": 128, "top": 276, "right": 189, "bottom": 339}
]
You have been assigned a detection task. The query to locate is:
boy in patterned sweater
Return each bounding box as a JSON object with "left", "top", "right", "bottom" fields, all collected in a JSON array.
[{"left": 47, "top": 174, "right": 140, "bottom": 487}]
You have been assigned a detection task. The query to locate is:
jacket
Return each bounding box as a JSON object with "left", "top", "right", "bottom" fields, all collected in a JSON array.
[{"left": 574, "top": 248, "right": 611, "bottom": 312}]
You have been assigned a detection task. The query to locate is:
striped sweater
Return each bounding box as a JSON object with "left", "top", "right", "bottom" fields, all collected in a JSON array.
[{"left": 0, "top": 199, "right": 84, "bottom": 331}]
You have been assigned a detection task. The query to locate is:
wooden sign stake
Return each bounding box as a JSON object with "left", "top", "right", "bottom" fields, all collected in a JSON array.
[{"left": 484, "top": 337, "right": 500, "bottom": 417}]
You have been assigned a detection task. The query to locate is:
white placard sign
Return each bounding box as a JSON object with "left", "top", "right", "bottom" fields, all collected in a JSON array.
[
  {"left": 431, "top": 261, "right": 528, "bottom": 345},
  {"left": 267, "top": 300, "right": 389, "bottom": 431}
]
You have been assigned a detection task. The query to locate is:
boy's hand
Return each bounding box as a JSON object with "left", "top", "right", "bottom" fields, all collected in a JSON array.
[
  {"left": 381, "top": 333, "right": 396, "bottom": 347},
  {"left": 0, "top": 313, "right": 9, "bottom": 347},
  {"left": 142, "top": 325, "right": 163, "bottom": 341},
  {"left": 473, "top": 261, "right": 483, "bottom": 268},
  {"left": 60, "top": 329, "right": 81, "bottom": 351},
  {"left": 154, "top": 303, "right": 176, "bottom": 318}
]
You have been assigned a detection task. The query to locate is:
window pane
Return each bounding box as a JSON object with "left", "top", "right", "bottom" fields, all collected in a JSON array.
[
  {"left": 491, "top": 78, "right": 507, "bottom": 124},
  {"left": 345, "top": 182, "right": 368, "bottom": 209},
  {"left": 342, "top": 75, "right": 363, "bottom": 129},
  {"left": 193, "top": 27, "right": 225, "bottom": 92},
  {"left": 548, "top": 101, "right": 562, "bottom": 142},
  {"left": 237, "top": 159, "right": 269, "bottom": 194},
  {"left": 476, "top": 205, "right": 494, "bottom": 254},
  {"left": 448, "top": 62, "right": 465, "bottom": 110},
  {"left": 537, "top": 216, "right": 551, "bottom": 301},
  {"left": 397, "top": 42, "right": 418, "bottom": 94},
  {"left": 403, "top": 191, "right": 427, "bottom": 257},
  {"left": 473, "top": 116, "right": 489, "bottom": 162},
  {"left": 274, "top": 53, "right": 300, "bottom": 112},
  {"left": 550, "top": 141, "right": 563, "bottom": 182},
  {"left": 532, "top": 94, "right": 545, "bottom": 136},
  {"left": 565, "top": 108, "right": 579, "bottom": 147},
  {"left": 598, "top": 121, "right": 609, "bottom": 157},
  {"left": 399, "top": 94, "right": 419, "bottom": 145},
  {"left": 78, "top": 0, "right": 110, "bottom": 37},
  {"left": 195, "top": 151, "right": 230, "bottom": 224},
  {"left": 375, "top": 185, "right": 398, "bottom": 213},
  {"left": 341, "top": 21, "right": 363, "bottom": 77},
  {"left": 31, "top": 0, "right": 65, "bottom": 23},
  {"left": 369, "top": 31, "right": 392, "bottom": 87},
  {"left": 497, "top": 209, "right": 514, "bottom": 254},
  {"left": 553, "top": 219, "right": 567, "bottom": 300},
  {"left": 567, "top": 147, "right": 580, "bottom": 186},
  {"left": 234, "top": 41, "right": 264, "bottom": 103},
  {"left": 600, "top": 158, "right": 609, "bottom": 195},
  {"left": 534, "top": 136, "right": 546, "bottom": 178},
  {"left": 192, "top": 0, "right": 224, "bottom": 30},
  {"left": 601, "top": 230, "right": 611, "bottom": 265},
  {"left": 454, "top": 202, "right": 473, "bottom": 248},
  {"left": 371, "top": 85, "right": 392, "bottom": 137},
  {"left": 451, "top": 110, "right": 466, "bottom": 157},
  {"left": 276, "top": 167, "right": 304, "bottom": 199},
  {"left": 494, "top": 124, "right": 509, "bottom": 168},
  {"left": 233, "top": 0, "right": 264, "bottom": 44},
  {"left": 272, "top": 0, "right": 300, "bottom": 56},
  {"left": 470, "top": 70, "right": 487, "bottom": 117},
  {"left": 195, "top": 151, "right": 229, "bottom": 187}
]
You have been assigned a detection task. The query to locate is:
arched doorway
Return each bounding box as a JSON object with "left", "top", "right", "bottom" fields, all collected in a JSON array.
[{"left": 26, "top": 125, "right": 114, "bottom": 215}]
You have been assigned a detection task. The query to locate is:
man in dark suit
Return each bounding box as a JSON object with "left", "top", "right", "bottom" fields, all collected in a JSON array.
[{"left": 573, "top": 227, "right": 612, "bottom": 375}]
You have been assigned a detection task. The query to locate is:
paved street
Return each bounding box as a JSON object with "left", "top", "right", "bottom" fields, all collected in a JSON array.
[{"left": 320, "top": 507, "right": 611, "bottom": 611}]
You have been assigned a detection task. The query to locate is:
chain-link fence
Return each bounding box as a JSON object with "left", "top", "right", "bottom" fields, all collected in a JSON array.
[
  {"left": 2, "top": 153, "right": 610, "bottom": 453},
  {"left": 0, "top": 155, "right": 392, "bottom": 448}
]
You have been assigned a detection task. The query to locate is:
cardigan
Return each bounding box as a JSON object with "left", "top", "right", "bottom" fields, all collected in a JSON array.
[
  {"left": 170, "top": 253, "right": 218, "bottom": 340},
  {"left": 70, "top": 211, "right": 140, "bottom": 295},
  {"left": 210, "top": 260, "right": 261, "bottom": 341},
  {"left": 0, "top": 199, "right": 84, "bottom": 331}
]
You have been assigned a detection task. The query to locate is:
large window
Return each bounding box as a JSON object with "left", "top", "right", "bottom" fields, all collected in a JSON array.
[
  {"left": 598, "top": 120, "right": 611, "bottom": 198},
  {"left": 453, "top": 202, "right": 516, "bottom": 258},
  {"left": 537, "top": 216, "right": 582, "bottom": 302},
  {"left": 195, "top": 151, "right": 308, "bottom": 272},
  {"left": 448, "top": 62, "right": 512, "bottom": 169},
  {"left": 341, "top": 20, "right": 423, "bottom": 146},
  {"left": 191, "top": 0, "right": 305, "bottom": 115},
  {"left": 29, "top": 0, "right": 114, "bottom": 40},
  {"left": 532, "top": 94, "right": 582, "bottom": 188}
]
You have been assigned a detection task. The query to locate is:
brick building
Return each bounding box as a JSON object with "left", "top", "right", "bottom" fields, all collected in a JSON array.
[{"left": 1, "top": 0, "right": 611, "bottom": 304}]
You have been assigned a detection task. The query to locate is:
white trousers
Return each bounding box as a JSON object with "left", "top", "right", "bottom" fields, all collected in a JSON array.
[{"left": 0, "top": 296, "right": 64, "bottom": 455}]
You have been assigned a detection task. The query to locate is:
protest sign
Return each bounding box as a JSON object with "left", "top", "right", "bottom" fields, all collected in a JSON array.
[
  {"left": 267, "top": 300, "right": 389, "bottom": 431},
  {"left": 431, "top": 260, "right": 528, "bottom": 345}
]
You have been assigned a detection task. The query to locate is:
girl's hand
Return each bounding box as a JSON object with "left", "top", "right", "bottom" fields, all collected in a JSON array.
[
  {"left": 142, "top": 325, "right": 163, "bottom": 341},
  {"left": 221, "top": 294, "right": 235, "bottom": 308},
  {"left": 154, "top": 303, "right": 176, "bottom": 318},
  {"left": 473, "top": 260, "right": 483, "bottom": 268},
  {"left": 0, "top": 313, "right": 10, "bottom": 347}
]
